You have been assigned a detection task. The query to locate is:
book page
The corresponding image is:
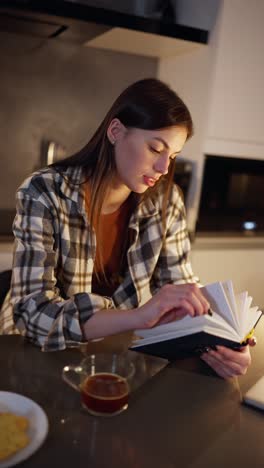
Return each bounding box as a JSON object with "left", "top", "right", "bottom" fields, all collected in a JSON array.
[
  {"left": 134, "top": 313, "right": 236, "bottom": 341},
  {"left": 221, "top": 280, "right": 239, "bottom": 329},
  {"left": 132, "top": 314, "right": 240, "bottom": 347},
  {"left": 242, "top": 296, "right": 253, "bottom": 337},
  {"left": 230, "top": 291, "right": 262, "bottom": 340},
  {"left": 234, "top": 291, "right": 248, "bottom": 337},
  {"left": 201, "top": 282, "right": 238, "bottom": 330},
  {"left": 244, "top": 306, "right": 263, "bottom": 339},
  {"left": 135, "top": 314, "right": 195, "bottom": 338}
]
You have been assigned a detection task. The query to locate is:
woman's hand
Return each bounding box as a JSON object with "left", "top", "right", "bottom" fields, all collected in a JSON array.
[
  {"left": 137, "top": 283, "right": 210, "bottom": 329},
  {"left": 200, "top": 337, "right": 257, "bottom": 379},
  {"left": 82, "top": 283, "right": 209, "bottom": 341}
]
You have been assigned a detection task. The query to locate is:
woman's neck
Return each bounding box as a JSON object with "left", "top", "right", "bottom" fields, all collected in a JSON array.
[{"left": 102, "top": 185, "right": 131, "bottom": 215}]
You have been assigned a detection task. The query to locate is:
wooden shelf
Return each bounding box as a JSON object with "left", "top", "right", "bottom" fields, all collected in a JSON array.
[{"left": 85, "top": 27, "right": 205, "bottom": 58}]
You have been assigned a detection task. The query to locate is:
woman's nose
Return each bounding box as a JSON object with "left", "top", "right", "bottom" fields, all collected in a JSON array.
[{"left": 154, "top": 155, "right": 170, "bottom": 175}]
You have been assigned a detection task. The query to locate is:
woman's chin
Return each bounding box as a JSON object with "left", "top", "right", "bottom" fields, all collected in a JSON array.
[
  {"left": 123, "top": 180, "right": 149, "bottom": 194},
  {"left": 133, "top": 187, "right": 149, "bottom": 194},
  {"left": 131, "top": 182, "right": 150, "bottom": 194}
]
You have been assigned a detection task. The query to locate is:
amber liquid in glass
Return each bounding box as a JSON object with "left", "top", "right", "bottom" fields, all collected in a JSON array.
[{"left": 80, "top": 372, "right": 129, "bottom": 415}]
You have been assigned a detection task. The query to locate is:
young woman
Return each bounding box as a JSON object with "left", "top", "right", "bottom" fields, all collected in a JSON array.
[{"left": 0, "top": 78, "right": 255, "bottom": 378}]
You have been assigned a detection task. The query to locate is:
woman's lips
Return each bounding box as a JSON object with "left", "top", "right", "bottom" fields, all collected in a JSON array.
[{"left": 143, "top": 175, "right": 157, "bottom": 187}]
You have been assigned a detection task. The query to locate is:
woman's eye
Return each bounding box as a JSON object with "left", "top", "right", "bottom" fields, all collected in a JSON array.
[{"left": 150, "top": 147, "right": 161, "bottom": 154}]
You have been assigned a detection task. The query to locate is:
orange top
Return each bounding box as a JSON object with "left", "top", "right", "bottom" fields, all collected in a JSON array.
[{"left": 85, "top": 186, "right": 133, "bottom": 297}]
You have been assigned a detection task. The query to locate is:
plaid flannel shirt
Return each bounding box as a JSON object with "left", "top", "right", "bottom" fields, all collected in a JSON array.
[{"left": 0, "top": 166, "right": 198, "bottom": 351}]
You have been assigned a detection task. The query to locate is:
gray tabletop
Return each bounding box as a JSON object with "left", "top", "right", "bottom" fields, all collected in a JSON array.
[{"left": 1, "top": 331, "right": 264, "bottom": 468}]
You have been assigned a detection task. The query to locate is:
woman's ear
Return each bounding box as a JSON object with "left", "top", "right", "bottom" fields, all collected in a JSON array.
[{"left": 107, "top": 118, "right": 126, "bottom": 145}]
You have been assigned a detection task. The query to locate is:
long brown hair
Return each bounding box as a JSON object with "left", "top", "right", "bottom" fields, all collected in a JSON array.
[{"left": 52, "top": 78, "right": 193, "bottom": 277}]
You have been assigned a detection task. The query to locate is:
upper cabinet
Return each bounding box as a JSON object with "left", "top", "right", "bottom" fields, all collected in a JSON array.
[
  {"left": 204, "top": 0, "right": 264, "bottom": 158},
  {"left": 0, "top": 0, "right": 221, "bottom": 58}
]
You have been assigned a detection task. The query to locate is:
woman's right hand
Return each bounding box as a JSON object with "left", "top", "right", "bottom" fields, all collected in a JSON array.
[
  {"left": 82, "top": 283, "right": 210, "bottom": 341},
  {"left": 136, "top": 283, "right": 210, "bottom": 329}
]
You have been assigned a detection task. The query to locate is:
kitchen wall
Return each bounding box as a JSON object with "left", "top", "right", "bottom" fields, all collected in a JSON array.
[
  {"left": 0, "top": 32, "right": 157, "bottom": 209},
  {"left": 191, "top": 239, "right": 264, "bottom": 309},
  {"left": 157, "top": 42, "right": 215, "bottom": 231}
]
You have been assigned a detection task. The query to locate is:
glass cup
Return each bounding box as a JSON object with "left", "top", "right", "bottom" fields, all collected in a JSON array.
[{"left": 62, "top": 353, "right": 135, "bottom": 416}]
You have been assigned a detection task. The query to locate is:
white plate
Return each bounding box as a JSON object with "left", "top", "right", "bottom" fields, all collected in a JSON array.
[{"left": 0, "top": 391, "right": 49, "bottom": 468}]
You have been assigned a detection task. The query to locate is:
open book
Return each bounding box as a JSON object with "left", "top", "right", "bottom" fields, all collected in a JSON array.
[{"left": 131, "top": 280, "right": 263, "bottom": 360}]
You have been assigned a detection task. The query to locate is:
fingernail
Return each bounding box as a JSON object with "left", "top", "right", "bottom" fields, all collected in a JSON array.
[{"left": 207, "top": 308, "right": 213, "bottom": 316}]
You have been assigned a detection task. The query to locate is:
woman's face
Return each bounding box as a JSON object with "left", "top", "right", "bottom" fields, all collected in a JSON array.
[{"left": 112, "top": 125, "right": 188, "bottom": 193}]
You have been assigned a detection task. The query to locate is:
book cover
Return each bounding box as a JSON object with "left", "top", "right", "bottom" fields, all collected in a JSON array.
[{"left": 131, "top": 280, "right": 262, "bottom": 360}]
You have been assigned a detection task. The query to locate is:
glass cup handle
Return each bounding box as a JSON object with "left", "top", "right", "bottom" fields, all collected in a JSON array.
[{"left": 62, "top": 365, "right": 83, "bottom": 392}]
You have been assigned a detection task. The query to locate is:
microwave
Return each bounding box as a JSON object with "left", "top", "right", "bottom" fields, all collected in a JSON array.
[{"left": 196, "top": 155, "right": 264, "bottom": 234}]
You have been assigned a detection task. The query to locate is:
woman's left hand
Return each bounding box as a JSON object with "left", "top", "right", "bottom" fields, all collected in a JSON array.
[{"left": 200, "top": 337, "right": 257, "bottom": 379}]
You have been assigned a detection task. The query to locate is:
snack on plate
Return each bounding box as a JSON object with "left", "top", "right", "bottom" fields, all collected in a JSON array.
[{"left": 0, "top": 412, "right": 30, "bottom": 460}]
